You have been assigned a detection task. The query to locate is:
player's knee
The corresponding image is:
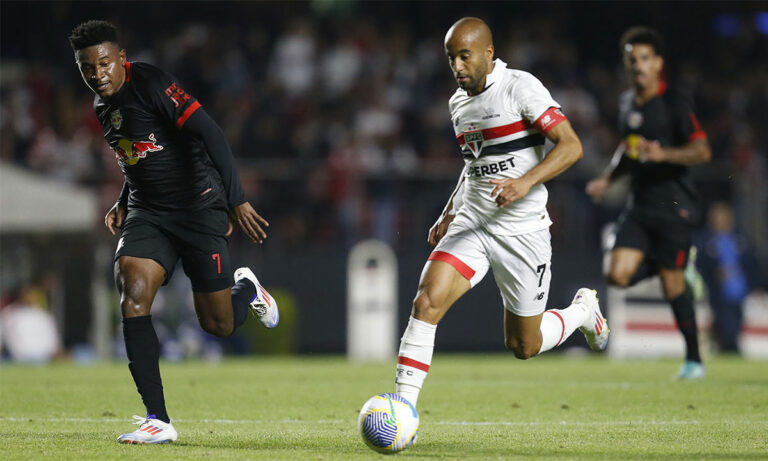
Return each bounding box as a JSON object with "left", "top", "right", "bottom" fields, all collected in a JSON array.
[
  {"left": 200, "top": 317, "right": 233, "bottom": 338},
  {"left": 605, "top": 271, "right": 630, "bottom": 288},
  {"left": 412, "top": 291, "right": 442, "bottom": 324},
  {"left": 119, "top": 280, "right": 152, "bottom": 317},
  {"left": 504, "top": 337, "right": 537, "bottom": 360}
]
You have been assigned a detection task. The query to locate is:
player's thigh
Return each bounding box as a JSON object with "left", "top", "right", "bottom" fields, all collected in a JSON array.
[
  {"left": 609, "top": 248, "right": 645, "bottom": 283},
  {"left": 413, "top": 260, "right": 472, "bottom": 323},
  {"left": 173, "top": 207, "right": 233, "bottom": 293},
  {"left": 610, "top": 212, "right": 650, "bottom": 280},
  {"left": 114, "top": 215, "right": 177, "bottom": 317},
  {"left": 416, "top": 223, "right": 490, "bottom": 323},
  {"left": 193, "top": 288, "right": 235, "bottom": 336},
  {"left": 651, "top": 218, "right": 692, "bottom": 271},
  {"left": 114, "top": 256, "right": 167, "bottom": 318},
  {"left": 115, "top": 213, "right": 179, "bottom": 283},
  {"left": 490, "top": 228, "right": 552, "bottom": 318}
]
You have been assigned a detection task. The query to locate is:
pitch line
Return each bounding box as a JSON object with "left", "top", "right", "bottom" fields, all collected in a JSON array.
[{"left": 0, "top": 416, "right": 706, "bottom": 426}]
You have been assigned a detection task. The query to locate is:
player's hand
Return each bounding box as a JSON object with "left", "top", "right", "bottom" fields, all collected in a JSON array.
[
  {"left": 104, "top": 202, "right": 127, "bottom": 235},
  {"left": 428, "top": 214, "right": 455, "bottom": 247},
  {"left": 232, "top": 202, "right": 269, "bottom": 244},
  {"left": 637, "top": 138, "right": 666, "bottom": 163},
  {"left": 586, "top": 177, "right": 610, "bottom": 203},
  {"left": 489, "top": 177, "right": 533, "bottom": 208}
]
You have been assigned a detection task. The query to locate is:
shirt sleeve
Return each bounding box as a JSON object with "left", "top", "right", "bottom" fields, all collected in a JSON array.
[
  {"left": 140, "top": 64, "right": 202, "bottom": 129},
  {"left": 672, "top": 93, "right": 707, "bottom": 143},
  {"left": 511, "top": 72, "right": 567, "bottom": 134},
  {"left": 181, "top": 107, "right": 246, "bottom": 209}
]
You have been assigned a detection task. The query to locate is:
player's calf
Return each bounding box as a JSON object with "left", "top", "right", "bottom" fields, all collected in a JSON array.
[{"left": 504, "top": 335, "right": 540, "bottom": 360}]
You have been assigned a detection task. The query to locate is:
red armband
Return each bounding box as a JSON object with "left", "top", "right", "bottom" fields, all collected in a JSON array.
[{"left": 534, "top": 107, "right": 567, "bottom": 134}]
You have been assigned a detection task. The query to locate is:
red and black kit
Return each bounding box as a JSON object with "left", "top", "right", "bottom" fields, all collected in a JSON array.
[
  {"left": 94, "top": 61, "right": 245, "bottom": 291},
  {"left": 614, "top": 83, "right": 707, "bottom": 269}
]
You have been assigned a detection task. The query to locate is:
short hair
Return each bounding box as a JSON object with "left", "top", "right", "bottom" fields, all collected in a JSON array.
[
  {"left": 69, "top": 20, "right": 119, "bottom": 51},
  {"left": 620, "top": 26, "right": 664, "bottom": 57}
]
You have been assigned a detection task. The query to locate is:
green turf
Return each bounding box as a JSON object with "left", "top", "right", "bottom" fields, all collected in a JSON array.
[{"left": 1, "top": 354, "right": 766, "bottom": 460}]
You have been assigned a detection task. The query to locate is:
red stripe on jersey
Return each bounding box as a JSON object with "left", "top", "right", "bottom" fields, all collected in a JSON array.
[
  {"left": 428, "top": 251, "right": 476, "bottom": 280},
  {"left": 176, "top": 101, "right": 201, "bottom": 128},
  {"left": 398, "top": 356, "right": 430, "bottom": 372},
  {"left": 457, "top": 120, "right": 532, "bottom": 146},
  {"left": 125, "top": 61, "right": 132, "bottom": 83},
  {"left": 534, "top": 106, "right": 567, "bottom": 134},
  {"left": 545, "top": 310, "right": 566, "bottom": 346},
  {"left": 688, "top": 131, "right": 707, "bottom": 141},
  {"left": 688, "top": 113, "right": 706, "bottom": 141},
  {"left": 657, "top": 80, "right": 667, "bottom": 95},
  {"left": 676, "top": 249, "right": 686, "bottom": 268}
]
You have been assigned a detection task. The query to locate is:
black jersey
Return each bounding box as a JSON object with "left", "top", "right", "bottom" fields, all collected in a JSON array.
[
  {"left": 95, "top": 61, "right": 238, "bottom": 211},
  {"left": 618, "top": 82, "right": 707, "bottom": 222}
]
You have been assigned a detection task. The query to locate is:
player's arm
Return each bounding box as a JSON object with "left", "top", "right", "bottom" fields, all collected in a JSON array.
[
  {"left": 640, "top": 94, "right": 711, "bottom": 165},
  {"left": 182, "top": 109, "right": 268, "bottom": 244},
  {"left": 143, "top": 65, "right": 267, "bottom": 243},
  {"left": 585, "top": 143, "right": 631, "bottom": 203},
  {"left": 105, "top": 180, "right": 129, "bottom": 235},
  {"left": 490, "top": 120, "right": 583, "bottom": 208},
  {"left": 428, "top": 166, "right": 466, "bottom": 246},
  {"left": 638, "top": 137, "right": 711, "bottom": 166}
]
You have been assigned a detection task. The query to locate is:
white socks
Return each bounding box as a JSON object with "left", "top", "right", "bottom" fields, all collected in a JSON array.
[
  {"left": 538, "top": 301, "right": 590, "bottom": 354},
  {"left": 395, "top": 316, "right": 436, "bottom": 407}
]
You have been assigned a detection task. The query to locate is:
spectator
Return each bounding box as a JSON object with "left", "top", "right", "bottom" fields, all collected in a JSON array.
[{"left": 696, "top": 201, "right": 762, "bottom": 353}]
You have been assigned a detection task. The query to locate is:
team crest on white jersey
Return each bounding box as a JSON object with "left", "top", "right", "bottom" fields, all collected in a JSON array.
[
  {"left": 110, "top": 110, "right": 123, "bottom": 130},
  {"left": 463, "top": 130, "right": 484, "bottom": 156}
]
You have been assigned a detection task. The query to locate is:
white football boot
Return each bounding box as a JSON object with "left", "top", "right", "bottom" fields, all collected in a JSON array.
[
  {"left": 117, "top": 415, "right": 178, "bottom": 444},
  {"left": 234, "top": 267, "right": 279, "bottom": 328},
  {"left": 575, "top": 288, "right": 610, "bottom": 351}
]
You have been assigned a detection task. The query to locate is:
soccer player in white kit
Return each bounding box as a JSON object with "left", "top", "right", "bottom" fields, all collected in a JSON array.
[{"left": 394, "top": 17, "right": 610, "bottom": 408}]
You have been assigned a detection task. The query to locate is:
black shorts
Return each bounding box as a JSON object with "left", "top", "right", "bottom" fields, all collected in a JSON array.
[
  {"left": 613, "top": 209, "right": 692, "bottom": 269},
  {"left": 115, "top": 205, "right": 232, "bottom": 292}
]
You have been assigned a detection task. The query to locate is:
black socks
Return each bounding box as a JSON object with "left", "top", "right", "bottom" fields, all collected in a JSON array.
[
  {"left": 669, "top": 293, "right": 702, "bottom": 363},
  {"left": 123, "top": 316, "right": 170, "bottom": 423},
  {"left": 231, "top": 277, "right": 256, "bottom": 332}
]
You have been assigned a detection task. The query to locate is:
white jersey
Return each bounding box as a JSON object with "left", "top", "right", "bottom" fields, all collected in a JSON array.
[{"left": 449, "top": 59, "right": 566, "bottom": 236}]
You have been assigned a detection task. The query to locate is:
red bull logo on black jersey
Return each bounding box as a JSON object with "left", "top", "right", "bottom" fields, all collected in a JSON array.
[{"left": 114, "top": 133, "right": 163, "bottom": 165}]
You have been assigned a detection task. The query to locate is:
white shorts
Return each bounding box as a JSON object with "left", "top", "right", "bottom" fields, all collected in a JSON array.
[{"left": 429, "top": 217, "right": 552, "bottom": 317}]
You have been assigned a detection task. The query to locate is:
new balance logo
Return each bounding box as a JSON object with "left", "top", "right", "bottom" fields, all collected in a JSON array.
[{"left": 533, "top": 292, "right": 545, "bottom": 301}]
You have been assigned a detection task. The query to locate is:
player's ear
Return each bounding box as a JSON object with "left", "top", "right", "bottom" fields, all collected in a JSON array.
[
  {"left": 486, "top": 44, "right": 494, "bottom": 62},
  {"left": 119, "top": 48, "right": 127, "bottom": 65}
]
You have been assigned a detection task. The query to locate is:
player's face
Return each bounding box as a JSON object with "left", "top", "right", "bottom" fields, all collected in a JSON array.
[
  {"left": 623, "top": 43, "right": 663, "bottom": 90},
  {"left": 445, "top": 40, "right": 493, "bottom": 95},
  {"left": 75, "top": 42, "right": 127, "bottom": 98}
]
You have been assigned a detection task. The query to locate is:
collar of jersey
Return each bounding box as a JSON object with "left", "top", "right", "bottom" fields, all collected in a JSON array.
[{"left": 466, "top": 58, "right": 505, "bottom": 97}]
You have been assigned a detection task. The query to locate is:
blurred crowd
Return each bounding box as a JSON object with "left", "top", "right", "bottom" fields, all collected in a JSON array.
[
  {"left": 1, "top": 1, "right": 766, "bottom": 358},
  {"left": 2, "top": 3, "right": 766, "bottom": 253}
]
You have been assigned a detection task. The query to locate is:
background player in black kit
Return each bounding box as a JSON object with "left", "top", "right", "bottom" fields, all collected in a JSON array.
[
  {"left": 69, "top": 20, "right": 280, "bottom": 443},
  {"left": 586, "top": 27, "right": 712, "bottom": 379}
]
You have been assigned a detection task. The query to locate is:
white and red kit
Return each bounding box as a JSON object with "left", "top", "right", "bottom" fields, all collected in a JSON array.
[{"left": 431, "top": 58, "right": 568, "bottom": 316}]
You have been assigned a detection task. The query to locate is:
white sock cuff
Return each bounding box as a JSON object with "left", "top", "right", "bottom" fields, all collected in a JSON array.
[{"left": 401, "top": 316, "right": 437, "bottom": 346}]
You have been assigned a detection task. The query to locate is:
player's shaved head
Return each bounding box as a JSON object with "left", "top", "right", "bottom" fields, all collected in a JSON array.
[
  {"left": 445, "top": 17, "right": 493, "bottom": 51},
  {"left": 444, "top": 17, "right": 495, "bottom": 95}
]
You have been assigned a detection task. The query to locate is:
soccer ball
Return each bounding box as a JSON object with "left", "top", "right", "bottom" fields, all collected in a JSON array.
[{"left": 357, "top": 393, "right": 419, "bottom": 454}]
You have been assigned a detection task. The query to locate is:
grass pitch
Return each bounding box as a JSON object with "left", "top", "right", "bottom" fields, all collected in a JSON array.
[{"left": 1, "top": 354, "right": 766, "bottom": 460}]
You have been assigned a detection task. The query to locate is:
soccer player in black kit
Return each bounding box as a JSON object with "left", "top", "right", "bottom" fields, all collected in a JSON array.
[
  {"left": 586, "top": 27, "right": 711, "bottom": 379},
  {"left": 69, "top": 20, "right": 280, "bottom": 443}
]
